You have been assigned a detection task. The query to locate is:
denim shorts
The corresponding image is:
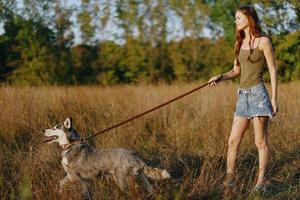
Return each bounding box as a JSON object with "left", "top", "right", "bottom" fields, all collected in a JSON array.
[{"left": 234, "top": 83, "right": 273, "bottom": 119}]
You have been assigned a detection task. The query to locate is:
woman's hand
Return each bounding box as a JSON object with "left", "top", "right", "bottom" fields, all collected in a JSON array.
[
  {"left": 271, "top": 99, "right": 278, "bottom": 117},
  {"left": 208, "top": 74, "right": 222, "bottom": 86}
]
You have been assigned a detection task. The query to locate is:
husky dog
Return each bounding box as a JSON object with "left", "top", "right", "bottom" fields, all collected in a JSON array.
[{"left": 44, "top": 117, "right": 170, "bottom": 199}]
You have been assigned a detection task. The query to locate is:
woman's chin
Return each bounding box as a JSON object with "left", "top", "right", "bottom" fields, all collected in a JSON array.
[{"left": 237, "top": 25, "right": 248, "bottom": 31}]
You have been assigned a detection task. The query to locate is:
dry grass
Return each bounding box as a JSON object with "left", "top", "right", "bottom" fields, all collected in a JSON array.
[{"left": 0, "top": 82, "right": 300, "bottom": 199}]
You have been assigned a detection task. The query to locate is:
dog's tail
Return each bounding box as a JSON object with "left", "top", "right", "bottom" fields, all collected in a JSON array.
[{"left": 143, "top": 166, "right": 170, "bottom": 180}]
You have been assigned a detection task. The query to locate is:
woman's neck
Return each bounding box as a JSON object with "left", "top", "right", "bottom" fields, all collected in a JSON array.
[{"left": 243, "top": 27, "right": 253, "bottom": 41}]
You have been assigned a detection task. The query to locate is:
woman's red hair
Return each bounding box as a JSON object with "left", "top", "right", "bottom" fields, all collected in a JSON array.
[{"left": 235, "top": 5, "right": 263, "bottom": 66}]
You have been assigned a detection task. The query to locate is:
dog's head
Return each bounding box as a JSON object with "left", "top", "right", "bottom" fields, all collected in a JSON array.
[{"left": 44, "top": 117, "right": 80, "bottom": 146}]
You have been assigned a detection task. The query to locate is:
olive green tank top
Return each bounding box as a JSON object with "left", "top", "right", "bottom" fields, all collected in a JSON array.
[{"left": 238, "top": 46, "right": 265, "bottom": 89}]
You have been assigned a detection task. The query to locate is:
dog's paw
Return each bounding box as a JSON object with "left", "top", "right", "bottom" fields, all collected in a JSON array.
[
  {"left": 56, "top": 184, "right": 63, "bottom": 193},
  {"left": 58, "top": 185, "right": 63, "bottom": 193},
  {"left": 58, "top": 182, "right": 64, "bottom": 193}
]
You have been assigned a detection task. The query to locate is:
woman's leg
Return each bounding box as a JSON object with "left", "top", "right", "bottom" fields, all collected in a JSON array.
[
  {"left": 226, "top": 116, "right": 250, "bottom": 176},
  {"left": 253, "top": 116, "right": 269, "bottom": 186}
]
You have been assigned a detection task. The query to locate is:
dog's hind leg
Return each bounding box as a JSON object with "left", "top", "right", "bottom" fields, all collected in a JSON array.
[
  {"left": 139, "top": 171, "right": 154, "bottom": 194},
  {"left": 112, "top": 170, "right": 128, "bottom": 192},
  {"left": 80, "top": 179, "right": 92, "bottom": 200}
]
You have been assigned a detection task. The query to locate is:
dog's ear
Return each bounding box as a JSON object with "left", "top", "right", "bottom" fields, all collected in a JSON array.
[
  {"left": 68, "top": 130, "right": 81, "bottom": 142},
  {"left": 64, "top": 117, "right": 72, "bottom": 130}
]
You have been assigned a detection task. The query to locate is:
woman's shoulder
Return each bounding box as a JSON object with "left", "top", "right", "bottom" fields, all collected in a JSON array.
[
  {"left": 258, "top": 36, "right": 272, "bottom": 51},
  {"left": 259, "top": 36, "right": 271, "bottom": 44}
]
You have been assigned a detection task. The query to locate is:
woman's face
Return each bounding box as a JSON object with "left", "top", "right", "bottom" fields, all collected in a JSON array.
[{"left": 235, "top": 11, "right": 248, "bottom": 30}]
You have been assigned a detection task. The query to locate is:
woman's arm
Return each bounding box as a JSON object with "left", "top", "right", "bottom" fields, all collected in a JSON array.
[
  {"left": 208, "top": 60, "right": 240, "bottom": 86},
  {"left": 260, "top": 37, "right": 278, "bottom": 115},
  {"left": 221, "top": 60, "right": 241, "bottom": 80}
]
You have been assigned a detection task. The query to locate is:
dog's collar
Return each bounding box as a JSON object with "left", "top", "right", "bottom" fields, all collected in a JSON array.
[{"left": 61, "top": 140, "right": 82, "bottom": 151}]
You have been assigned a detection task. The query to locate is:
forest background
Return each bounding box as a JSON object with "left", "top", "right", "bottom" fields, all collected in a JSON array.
[
  {"left": 1, "top": 1, "right": 300, "bottom": 199},
  {"left": 0, "top": 0, "right": 299, "bottom": 86}
]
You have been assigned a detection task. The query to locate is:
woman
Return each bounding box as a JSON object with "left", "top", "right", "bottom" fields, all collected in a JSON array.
[{"left": 208, "top": 5, "right": 278, "bottom": 192}]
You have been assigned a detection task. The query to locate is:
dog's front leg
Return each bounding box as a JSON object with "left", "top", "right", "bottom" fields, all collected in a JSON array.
[{"left": 59, "top": 175, "right": 70, "bottom": 193}]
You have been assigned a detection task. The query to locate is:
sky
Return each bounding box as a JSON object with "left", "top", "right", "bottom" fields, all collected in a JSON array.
[
  {"left": 0, "top": 23, "right": 3, "bottom": 35},
  {"left": 66, "top": 0, "right": 212, "bottom": 44},
  {"left": 0, "top": 0, "right": 212, "bottom": 44},
  {"left": 0, "top": 1, "right": 297, "bottom": 45}
]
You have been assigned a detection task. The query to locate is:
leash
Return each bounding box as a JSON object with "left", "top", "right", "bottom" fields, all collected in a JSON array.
[{"left": 81, "top": 82, "right": 211, "bottom": 141}]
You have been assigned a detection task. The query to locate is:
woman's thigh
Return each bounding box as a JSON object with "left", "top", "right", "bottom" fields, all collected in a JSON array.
[
  {"left": 253, "top": 116, "right": 269, "bottom": 143},
  {"left": 229, "top": 116, "right": 250, "bottom": 145}
]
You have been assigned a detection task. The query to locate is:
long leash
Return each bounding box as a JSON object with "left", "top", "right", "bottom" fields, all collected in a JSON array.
[{"left": 81, "top": 82, "right": 211, "bottom": 141}]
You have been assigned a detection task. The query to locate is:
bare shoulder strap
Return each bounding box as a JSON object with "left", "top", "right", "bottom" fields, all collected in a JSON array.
[{"left": 257, "top": 37, "right": 262, "bottom": 48}]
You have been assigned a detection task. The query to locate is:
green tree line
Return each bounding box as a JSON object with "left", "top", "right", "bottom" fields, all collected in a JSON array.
[{"left": 0, "top": 0, "right": 299, "bottom": 85}]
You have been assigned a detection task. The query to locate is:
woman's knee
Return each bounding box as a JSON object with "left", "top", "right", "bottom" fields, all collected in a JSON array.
[
  {"left": 255, "top": 137, "right": 268, "bottom": 149},
  {"left": 228, "top": 136, "right": 240, "bottom": 150}
]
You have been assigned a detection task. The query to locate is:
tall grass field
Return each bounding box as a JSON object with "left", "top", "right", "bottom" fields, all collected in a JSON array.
[{"left": 0, "top": 82, "right": 299, "bottom": 199}]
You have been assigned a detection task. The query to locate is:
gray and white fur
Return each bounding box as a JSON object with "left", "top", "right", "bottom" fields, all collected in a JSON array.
[{"left": 44, "top": 117, "right": 170, "bottom": 199}]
